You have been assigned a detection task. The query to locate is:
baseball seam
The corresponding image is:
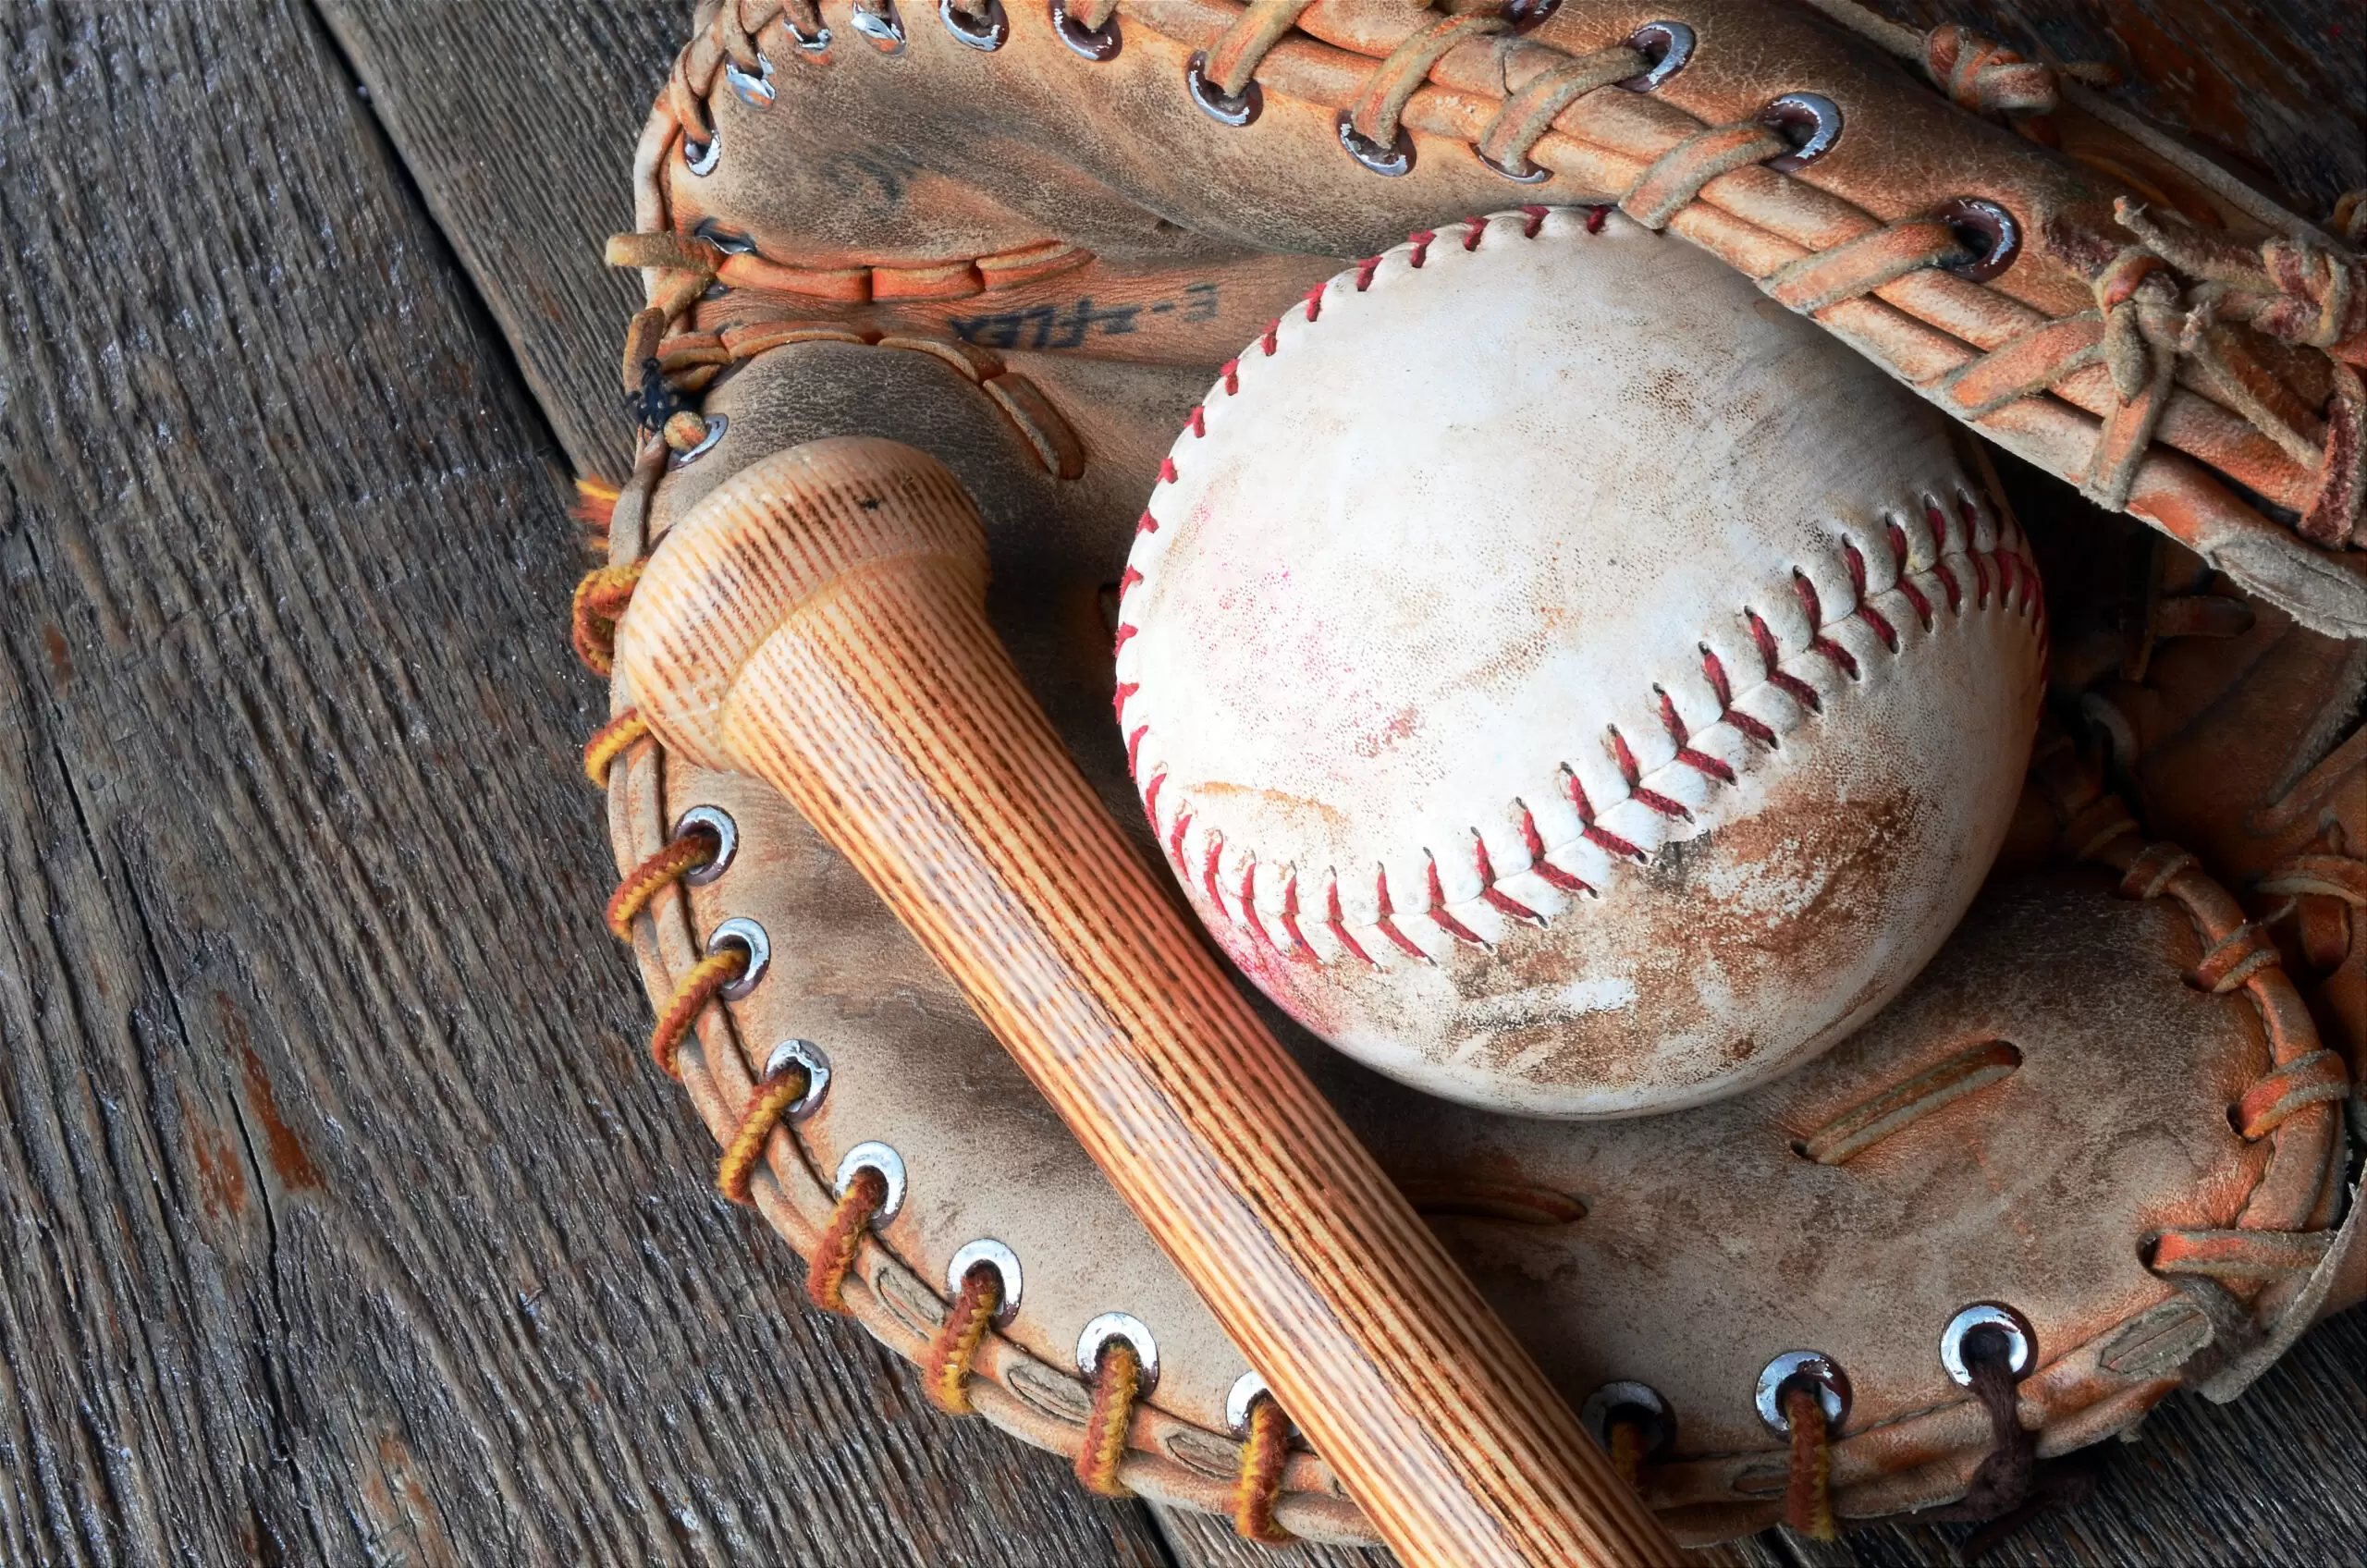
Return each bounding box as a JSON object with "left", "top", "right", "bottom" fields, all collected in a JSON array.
[{"left": 1114, "top": 207, "right": 2046, "bottom": 970}]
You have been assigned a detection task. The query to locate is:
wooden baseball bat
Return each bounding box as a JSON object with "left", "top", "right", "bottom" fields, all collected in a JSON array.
[{"left": 616, "top": 436, "right": 1677, "bottom": 1568}]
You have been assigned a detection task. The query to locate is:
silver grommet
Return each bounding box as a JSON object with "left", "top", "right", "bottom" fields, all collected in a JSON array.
[
  {"left": 1760, "top": 92, "right": 1842, "bottom": 172},
  {"left": 947, "top": 1239, "right": 1023, "bottom": 1325},
  {"left": 1935, "top": 197, "right": 2022, "bottom": 282},
  {"left": 673, "top": 804, "right": 739, "bottom": 885},
  {"left": 669, "top": 413, "right": 728, "bottom": 467},
  {"left": 940, "top": 0, "right": 1008, "bottom": 50},
  {"left": 692, "top": 219, "right": 756, "bottom": 255},
  {"left": 1225, "top": 1370, "right": 1273, "bottom": 1435},
  {"left": 724, "top": 53, "right": 777, "bottom": 106},
  {"left": 1050, "top": 0, "right": 1121, "bottom": 60},
  {"left": 763, "top": 1038, "right": 830, "bottom": 1121},
  {"left": 705, "top": 917, "right": 771, "bottom": 1000},
  {"left": 849, "top": 1, "right": 906, "bottom": 53},
  {"left": 1475, "top": 146, "right": 1552, "bottom": 183},
  {"left": 1756, "top": 1352, "right": 1850, "bottom": 1433},
  {"left": 681, "top": 130, "right": 721, "bottom": 177},
  {"left": 1941, "top": 1303, "right": 2035, "bottom": 1386},
  {"left": 1185, "top": 52, "right": 1260, "bottom": 126},
  {"left": 834, "top": 1141, "right": 906, "bottom": 1223},
  {"left": 1337, "top": 112, "right": 1413, "bottom": 177},
  {"left": 1076, "top": 1312, "right": 1161, "bottom": 1394},
  {"left": 1580, "top": 1381, "right": 1674, "bottom": 1459},
  {"left": 1620, "top": 20, "right": 1694, "bottom": 91},
  {"left": 791, "top": 20, "right": 832, "bottom": 52}
]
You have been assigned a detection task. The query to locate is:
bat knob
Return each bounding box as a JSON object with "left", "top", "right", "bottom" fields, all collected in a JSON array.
[{"left": 615, "top": 436, "right": 991, "bottom": 777}]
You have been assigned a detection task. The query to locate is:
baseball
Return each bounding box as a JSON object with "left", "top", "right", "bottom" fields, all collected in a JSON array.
[{"left": 1112, "top": 207, "right": 2044, "bottom": 1118}]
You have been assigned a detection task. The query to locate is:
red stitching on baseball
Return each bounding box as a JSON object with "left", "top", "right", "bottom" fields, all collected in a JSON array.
[
  {"left": 1371, "top": 866, "right": 1431, "bottom": 961},
  {"left": 1471, "top": 836, "right": 1543, "bottom": 925},
  {"left": 1113, "top": 680, "right": 1138, "bottom": 719},
  {"left": 1659, "top": 689, "right": 1737, "bottom": 783},
  {"left": 1112, "top": 622, "right": 1137, "bottom": 655},
  {"left": 1518, "top": 806, "right": 1593, "bottom": 894},
  {"left": 1187, "top": 406, "right": 1207, "bottom": 437},
  {"left": 1115, "top": 218, "right": 2042, "bottom": 972},
  {"left": 1325, "top": 881, "right": 1378, "bottom": 967},
  {"left": 1425, "top": 858, "right": 1489, "bottom": 945}
]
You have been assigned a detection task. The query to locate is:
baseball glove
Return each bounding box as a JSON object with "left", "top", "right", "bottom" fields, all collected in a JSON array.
[{"left": 572, "top": 0, "right": 2363, "bottom": 1548}]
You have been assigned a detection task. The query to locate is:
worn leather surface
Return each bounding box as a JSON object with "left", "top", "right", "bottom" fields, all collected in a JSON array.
[
  {"left": 634, "top": 0, "right": 2367, "bottom": 633},
  {"left": 1121, "top": 210, "right": 2044, "bottom": 1116},
  {"left": 586, "top": 0, "right": 2363, "bottom": 1542},
  {"left": 596, "top": 334, "right": 2354, "bottom": 1544}
]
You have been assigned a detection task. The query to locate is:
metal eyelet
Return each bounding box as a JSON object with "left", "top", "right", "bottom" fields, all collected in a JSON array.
[
  {"left": 947, "top": 1238, "right": 1024, "bottom": 1325},
  {"left": 1759, "top": 92, "right": 1841, "bottom": 172},
  {"left": 1476, "top": 146, "right": 1551, "bottom": 183},
  {"left": 681, "top": 130, "right": 721, "bottom": 177},
  {"left": 764, "top": 1038, "right": 831, "bottom": 1120},
  {"left": 1225, "top": 1370, "right": 1272, "bottom": 1434},
  {"left": 692, "top": 219, "right": 757, "bottom": 255},
  {"left": 1185, "top": 52, "right": 1260, "bottom": 126},
  {"left": 1050, "top": 0, "right": 1120, "bottom": 60},
  {"left": 1619, "top": 20, "right": 1694, "bottom": 91},
  {"left": 1941, "top": 1304, "right": 2035, "bottom": 1386},
  {"left": 1579, "top": 1381, "right": 1674, "bottom": 1460},
  {"left": 835, "top": 1141, "right": 908, "bottom": 1223},
  {"left": 1756, "top": 1351, "right": 1851, "bottom": 1433},
  {"left": 790, "top": 19, "right": 832, "bottom": 52},
  {"left": 1337, "top": 113, "right": 1414, "bottom": 177},
  {"left": 724, "top": 53, "right": 777, "bottom": 107},
  {"left": 940, "top": 0, "right": 1008, "bottom": 50},
  {"left": 668, "top": 413, "right": 728, "bottom": 468},
  {"left": 1076, "top": 1312, "right": 1161, "bottom": 1394},
  {"left": 705, "top": 917, "right": 772, "bottom": 1000},
  {"left": 674, "top": 805, "right": 740, "bottom": 884},
  {"left": 1506, "top": 0, "right": 1561, "bottom": 31},
  {"left": 850, "top": 1, "right": 906, "bottom": 53},
  {"left": 1935, "top": 197, "right": 2022, "bottom": 282}
]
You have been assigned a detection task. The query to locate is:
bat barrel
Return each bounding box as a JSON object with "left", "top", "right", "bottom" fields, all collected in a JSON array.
[{"left": 618, "top": 435, "right": 1677, "bottom": 1568}]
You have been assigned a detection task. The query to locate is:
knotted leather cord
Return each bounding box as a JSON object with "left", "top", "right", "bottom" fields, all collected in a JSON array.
[
  {"left": 718, "top": 1058, "right": 813, "bottom": 1204},
  {"left": 1781, "top": 1384, "right": 1836, "bottom": 1541},
  {"left": 1231, "top": 1391, "right": 1295, "bottom": 1544},
  {"left": 583, "top": 708, "right": 653, "bottom": 787},
  {"left": 1075, "top": 1339, "right": 1144, "bottom": 1495},
  {"left": 1921, "top": 24, "right": 2060, "bottom": 142},
  {"left": 807, "top": 1165, "right": 889, "bottom": 1313},
  {"left": 1475, "top": 45, "right": 1649, "bottom": 175},
  {"left": 925, "top": 1262, "right": 1004, "bottom": 1415},
  {"left": 1922, "top": 1328, "right": 2098, "bottom": 1562},
  {"left": 571, "top": 562, "right": 644, "bottom": 677},
  {"left": 605, "top": 821, "right": 721, "bottom": 940},
  {"left": 2261, "top": 829, "right": 2365, "bottom": 973},
  {"left": 649, "top": 946, "right": 749, "bottom": 1079},
  {"left": 1203, "top": 0, "right": 1316, "bottom": 96}
]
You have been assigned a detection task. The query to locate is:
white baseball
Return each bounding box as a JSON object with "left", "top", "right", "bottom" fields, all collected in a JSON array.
[{"left": 1113, "top": 208, "right": 2045, "bottom": 1118}]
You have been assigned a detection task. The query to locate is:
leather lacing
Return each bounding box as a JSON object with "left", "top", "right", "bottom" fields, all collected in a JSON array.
[{"left": 645, "top": 0, "right": 2365, "bottom": 571}]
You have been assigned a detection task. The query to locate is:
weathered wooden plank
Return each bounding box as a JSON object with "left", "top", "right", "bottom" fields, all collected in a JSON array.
[
  {"left": 310, "top": 0, "right": 690, "bottom": 482},
  {"left": 0, "top": 4, "right": 1169, "bottom": 1562},
  {"left": 1151, "top": 1501, "right": 1801, "bottom": 1567}
]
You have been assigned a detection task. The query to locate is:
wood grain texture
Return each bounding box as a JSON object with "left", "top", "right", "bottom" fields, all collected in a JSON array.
[
  {"left": 0, "top": 5, "right": 1169, "bottom": 1563},
  {"left": 616, "top": 436, "right": 1679, "bottom": 1568},
  {"left": 309, "top": 0, "right": 691, "bottom": 481}
]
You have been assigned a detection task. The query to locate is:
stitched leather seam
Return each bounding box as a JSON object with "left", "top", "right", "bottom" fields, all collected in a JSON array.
[{"left": 1114, "top": 211, "right": 2044, "bottom": 968}]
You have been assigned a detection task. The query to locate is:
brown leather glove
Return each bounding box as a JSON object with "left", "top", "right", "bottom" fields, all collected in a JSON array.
[{"left": 572, "top": 0, "right": 2361, "bottom": 1547}]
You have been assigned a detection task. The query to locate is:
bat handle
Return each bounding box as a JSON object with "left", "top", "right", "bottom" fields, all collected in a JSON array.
[{"left": 618, "top": 436, "right": 1677, "bottom": 1568}]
